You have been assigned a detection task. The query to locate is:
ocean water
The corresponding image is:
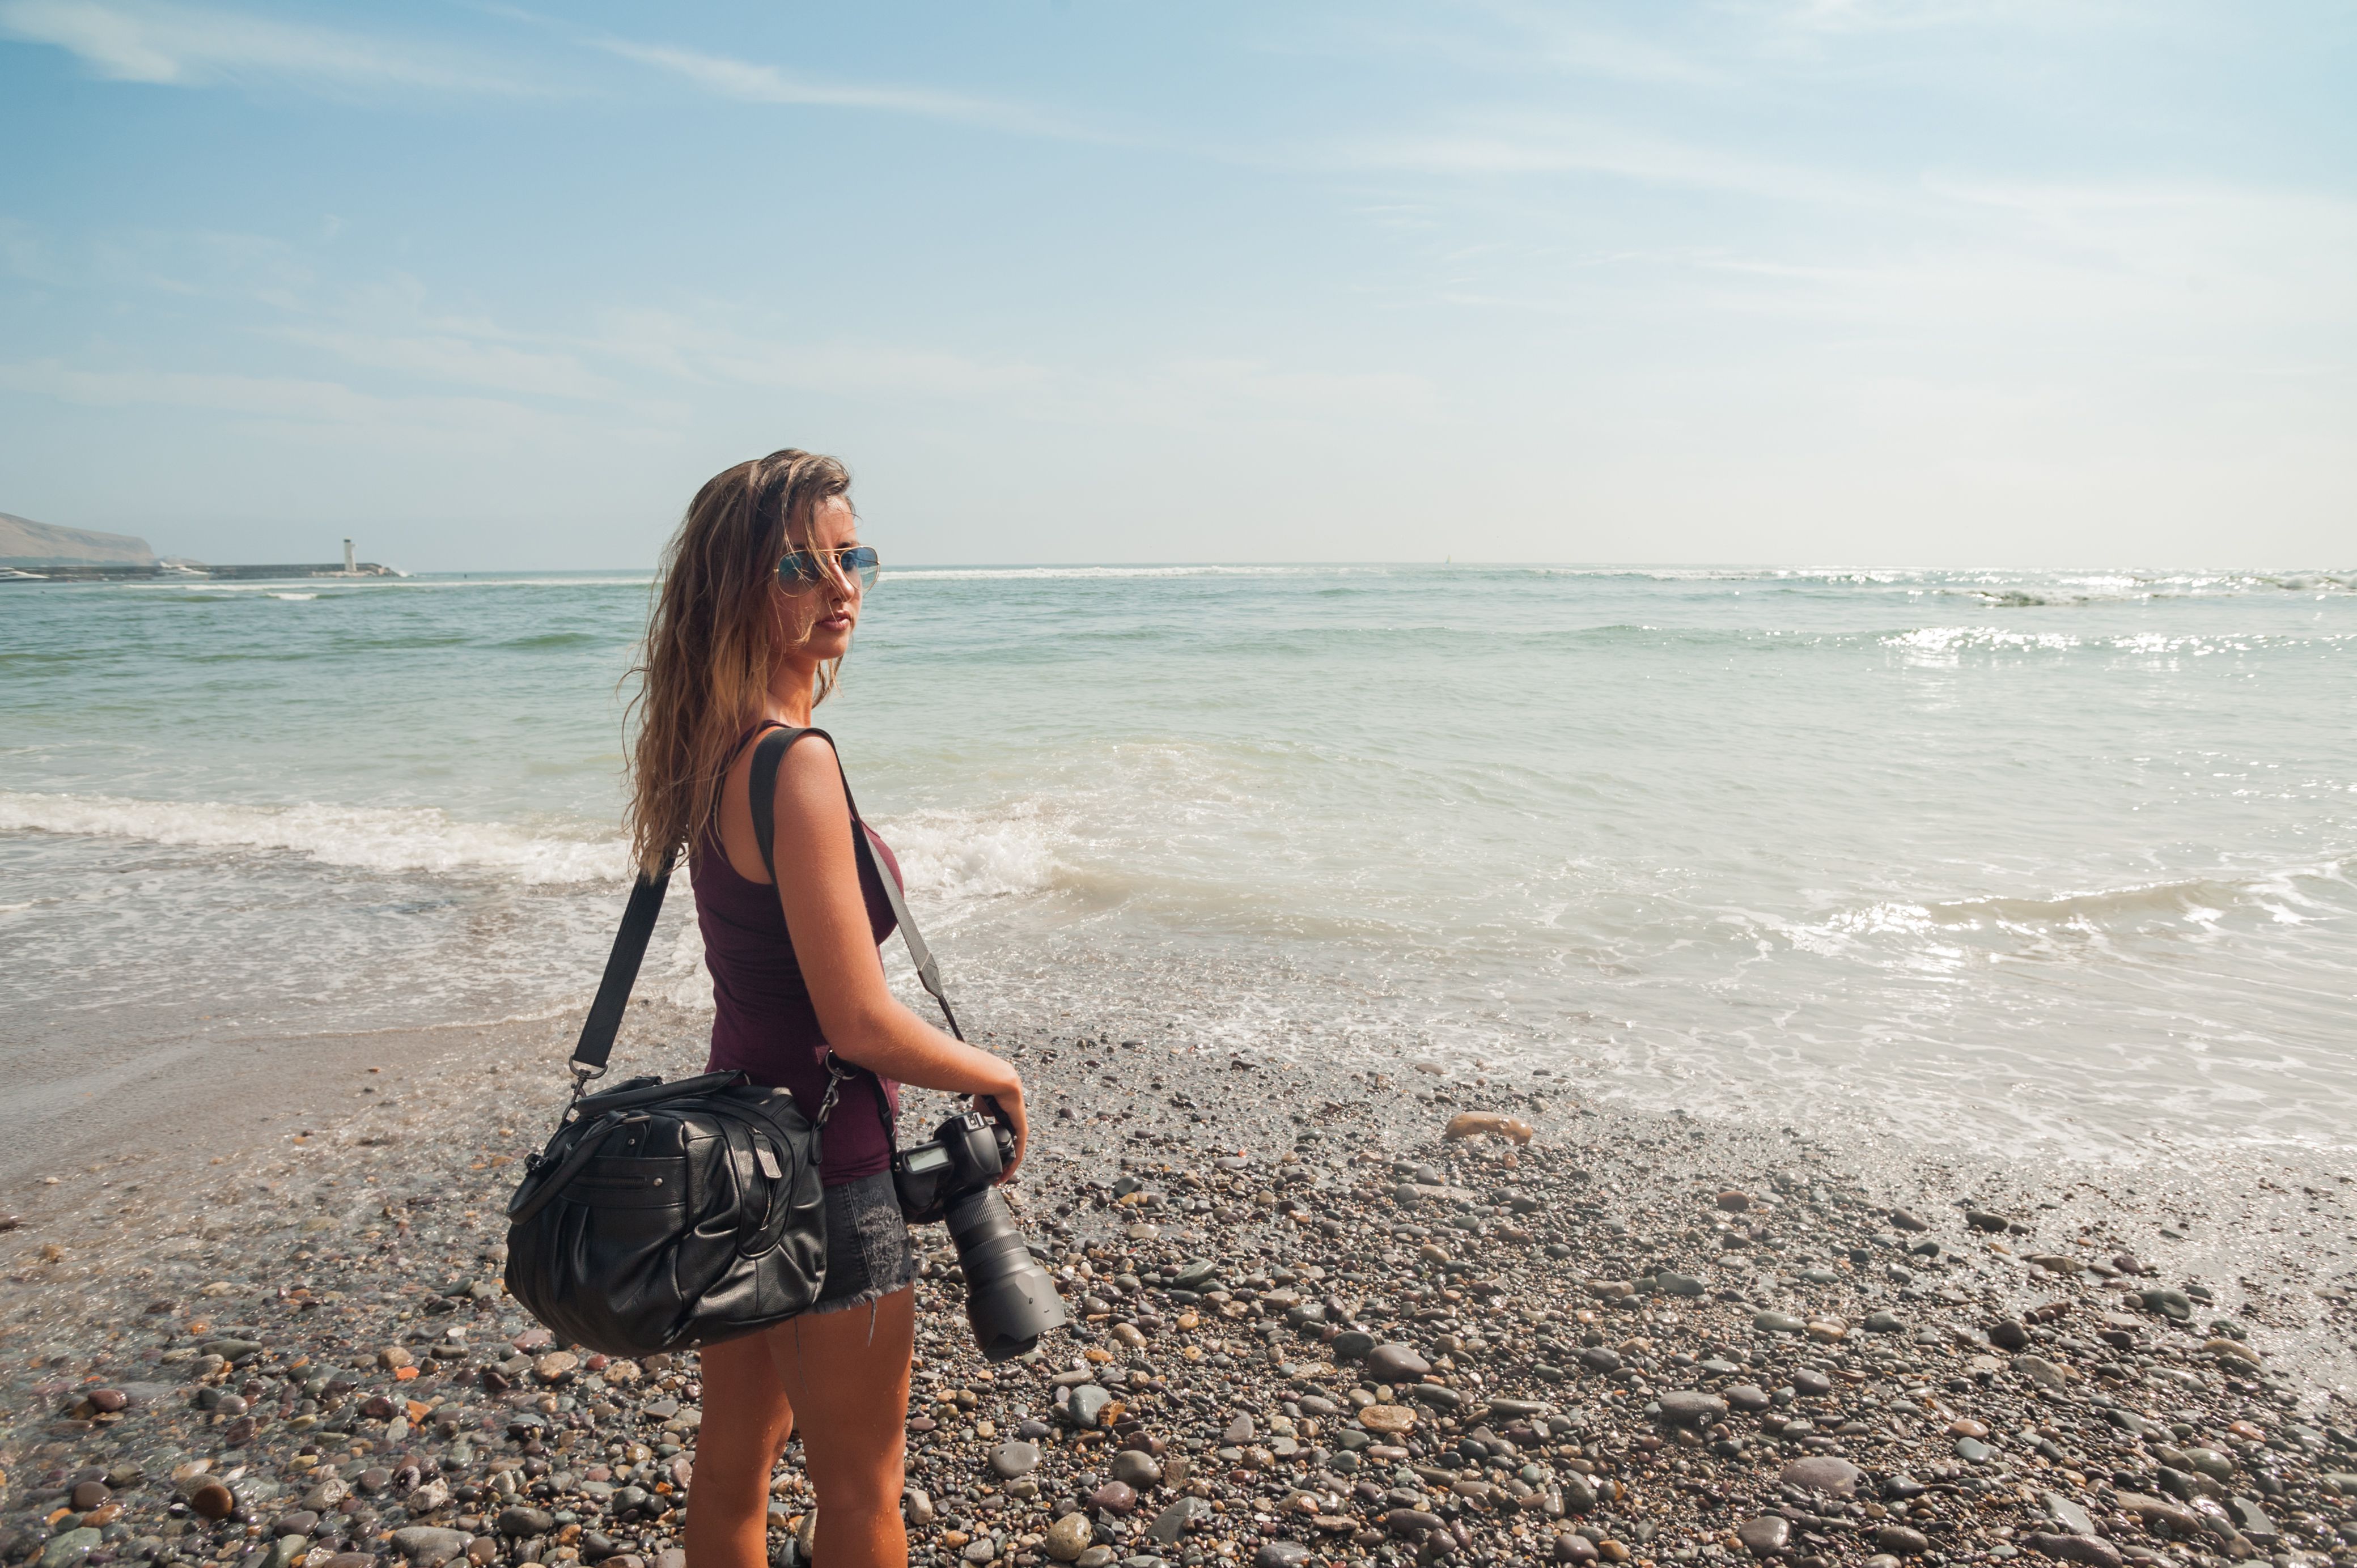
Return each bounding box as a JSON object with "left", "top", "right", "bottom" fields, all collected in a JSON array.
[{"left": 4, "top": 565, "right": 2353, "bottom": 1157}]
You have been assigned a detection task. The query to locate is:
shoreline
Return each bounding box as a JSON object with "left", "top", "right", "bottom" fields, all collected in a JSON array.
[{"left": 4, "top": 996, "right": 2354, "bottom": 1568}]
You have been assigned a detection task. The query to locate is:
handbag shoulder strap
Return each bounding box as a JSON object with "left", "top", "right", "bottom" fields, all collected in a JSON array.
[
  {"left": 567, "top": 720, "right": 773, "bottom": 1082},
  {"left": 567, "top": 851, "right": 674, "bottom": 1083},
  {"left": 748, "top": 723, "right": 965, "bottom": 1042}
]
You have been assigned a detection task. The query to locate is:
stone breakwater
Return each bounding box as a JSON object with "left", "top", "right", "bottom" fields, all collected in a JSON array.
[{"left": 2, "top": 1005, "right": 2355, "bottom": 1568}]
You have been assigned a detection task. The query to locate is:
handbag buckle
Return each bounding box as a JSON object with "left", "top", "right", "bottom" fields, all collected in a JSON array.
[{"left": 567, "top": 1059, "right": 609, "bottom": 1102}]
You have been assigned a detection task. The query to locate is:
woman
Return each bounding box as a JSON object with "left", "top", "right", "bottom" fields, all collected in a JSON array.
[{"left": 625, "top": 449, "right": 1029, "bottom": 1568}]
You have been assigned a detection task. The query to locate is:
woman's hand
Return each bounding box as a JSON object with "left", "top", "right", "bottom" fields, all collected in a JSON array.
[{"left": 977, "top": 1081, "right": 1028, "bottom": 1185}]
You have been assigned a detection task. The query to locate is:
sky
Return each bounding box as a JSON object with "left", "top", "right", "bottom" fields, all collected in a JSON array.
[{"left": 2, "top": 1, "right": 2352, "bottom": 571}]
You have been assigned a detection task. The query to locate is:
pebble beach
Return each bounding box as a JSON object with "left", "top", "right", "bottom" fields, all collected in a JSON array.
[{"left": 5, "top": 997, "right": 2355, "bottom": 1568}]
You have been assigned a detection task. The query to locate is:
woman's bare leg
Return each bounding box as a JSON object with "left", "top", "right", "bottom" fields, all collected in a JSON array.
[
  {"left": 766, "top": 1287, "right": 915, "bottom": 1568},
  {"left": 687, "top": 1332, "right": 796, "bottom": 1568}
]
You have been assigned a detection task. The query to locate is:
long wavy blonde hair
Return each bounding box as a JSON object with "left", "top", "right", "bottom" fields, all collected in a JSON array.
[{"left": 625, "top": 448, "right": 852, "bottom": 876}]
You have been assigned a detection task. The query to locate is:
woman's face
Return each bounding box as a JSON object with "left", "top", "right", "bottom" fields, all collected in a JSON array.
[{"left": 777, "top": 494, "right": 863, "bottom": 664}]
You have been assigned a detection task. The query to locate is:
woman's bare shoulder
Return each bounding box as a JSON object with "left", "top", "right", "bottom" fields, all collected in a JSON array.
[{"left": 768, "top": 729, "right": 851, "bottom": 830}]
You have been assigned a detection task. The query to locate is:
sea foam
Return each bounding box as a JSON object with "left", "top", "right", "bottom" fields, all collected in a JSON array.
[{"left": 0, "top": 790, "right": 623, "bottom": 885}]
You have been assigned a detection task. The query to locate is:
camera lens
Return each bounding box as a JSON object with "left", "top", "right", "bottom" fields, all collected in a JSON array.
[{"left": 943, "top": 1186, "right": 1069, "bottom": 1361}]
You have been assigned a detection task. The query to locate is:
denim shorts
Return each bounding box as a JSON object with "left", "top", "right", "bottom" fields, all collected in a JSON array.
[{"left": 809, "top": 1171, "right": 917, "bottom": 1314}]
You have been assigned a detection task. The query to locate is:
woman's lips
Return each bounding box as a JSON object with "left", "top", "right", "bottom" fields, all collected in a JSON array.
[{"left": 819, "top": 612, "right": 853, "bottom": 630}]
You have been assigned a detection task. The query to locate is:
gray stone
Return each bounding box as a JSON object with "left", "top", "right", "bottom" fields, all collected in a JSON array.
[
  {"left": 2041, "top": 1492, "right": 2096, "bottom": 1536},
  {"left": 1555, "top": 1535, "right": 1599, "bottom": 1563},
  {"left": 2020, "top": 1533, "right": 2122, "bottom": 1568},
  {"left": 1724, "top": 1384, "right": 1771, "bottom": 1412},
  {"left": 2156, "top": 1467, "right": 2223, "bottom": 1505},
  {"left": 1779, "top": 1456, "right": 1863, "bottom": 1497},
  {"left": 2140, "top": 1289, "right": 2193, "bottom": 1322},
  {"left": 1110, "top": 1449, "right": 1161, "bottom": 1489},
  {"left": 200, "top": 1338, "right": 266, "bottom": 1364},
  {"left": 495, "top": 1507, "right": 554, "bottom": 1537},
  {"left": 1144, "top": 1497, "right": 1211, "bottom": 1545},
  {"left": 1074, "top": 1552, "right": 1116, "bottom": 1568},
  {"left": 389, "top": 1529, "right": 469, "bottom": 1568},
  {"left": 1044, "top": 1511, "right": 1095, "bottom": 1563},
  {"left": 1657, "top": 1273, "right": 1706, "bottom": 1298},
  {"left": 1753, "top": 1311, "right": 1807, "bottom": 1335},
  {"left": 1559, "top": 1473, "right": 1598, "bottom": 1513},
  {"left": 1876, "top": 1525, "right": 1931, "bottom": 1556},
  {"left": 2112, "top": 1493, "right": 2202, "bottom": 1537},
  {"left": 1332, "top": 1331, "right": 1375, "bottom": 1361},
  {"left": 1223, "top": 1414, "right": 1256, "bottom": 1444},
  {"left": 1172, "top": 1260, "right": 1219, "bottom": 1291},
  {"left": 1067, "top": 1384, "right": 1116, "bottom": 1429},
  {"left": 1253, "top": 1545, "right": 1311, "bottom": 1568},
  {"left": 2225, "top": 1497, "right": 2278, "bottom": 1545},
  {"left": 2181, "top": 1448, "right": 2236, "bottom": 1481},
  {"left": 1956, "top": 1437, "right": 1993, "bottom": 1464},
  {"left": 1864, "top": 1311, "right": 1905, "bottom": 1333},
  {"left": 962, "top": 1541, "right": 997, "bottom": 1564},
  {"left": 1655, "top": 1392, "right": 1727, "bottom": 1427},
  {"left": 2013, "top": 1354, "right": 2068, "bottom": 1389},
  {"left": 1366, "top": 1344, "right": 1431, "bottom": 1383},
  {"left": 37, "top": 1529, "right": 102, "bottom": 1568},
  {"left": 990, "top": 1441, "right": 1041, "bottom": 1478},
  {"left": 1088, "top": 1481, "right": 1138, "bottom": 1516},
  {"left": 1737, "top": 1518, "right": 1790, "bottom": 1556}
]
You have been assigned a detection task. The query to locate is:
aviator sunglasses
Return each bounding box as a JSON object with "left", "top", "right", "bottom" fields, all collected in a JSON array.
[{"left": 777, "top": 545, "right": 880, "bottom": 592}]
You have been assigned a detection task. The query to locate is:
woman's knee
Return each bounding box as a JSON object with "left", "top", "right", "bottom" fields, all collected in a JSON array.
[
  {"left": 808, "top": 1456, "right": 905, "bottom": 1518},
  {"left": 803, "top": 1428, "right": 906, "bottom": 1514}
]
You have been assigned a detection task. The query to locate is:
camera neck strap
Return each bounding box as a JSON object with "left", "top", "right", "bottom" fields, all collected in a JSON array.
[
  {"left": 565, "top": 723, "right": 968, "bottom": 1120},
  {"left": 745, "top": 723, "right": 965, "bottom": 1042}
]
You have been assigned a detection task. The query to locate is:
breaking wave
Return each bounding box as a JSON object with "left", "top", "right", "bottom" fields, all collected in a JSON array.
[{"left": 0, "top": 790, "right": 624, "bottom": 885}]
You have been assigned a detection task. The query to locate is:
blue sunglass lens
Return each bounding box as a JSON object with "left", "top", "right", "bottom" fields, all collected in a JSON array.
[{"left": 778, "top": 548, "right": 880, "bottom": 588}]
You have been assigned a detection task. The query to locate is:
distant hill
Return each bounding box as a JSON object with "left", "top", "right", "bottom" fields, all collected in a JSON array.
[{"left": 0, "top": 512, "right": 157, "bottom": 568}]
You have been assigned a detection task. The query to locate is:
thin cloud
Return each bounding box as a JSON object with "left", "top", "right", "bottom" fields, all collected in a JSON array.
[
  {"left": 0, "top": 0, "right": 541, "bottom": 93},
  {"left": 1324, "top": 113, "right": 1876, "bottom": 207},
  {"left": 0, "top": 358, "right": 561, "bottom": 439},
  {"left": 275, "top": 328, "right": 621, "bottom": 402},
  {"left": 590, "top": 36, "right": 1091, "bottom": 139}
]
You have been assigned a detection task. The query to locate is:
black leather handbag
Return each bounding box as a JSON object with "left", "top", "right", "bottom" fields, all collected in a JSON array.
[{"left": 503, "top": 723, "right": 963, "bottom": 1356}]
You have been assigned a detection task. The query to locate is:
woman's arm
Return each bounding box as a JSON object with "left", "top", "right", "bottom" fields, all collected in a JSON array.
[{"left": 764, "top": 737, "right": 1027, "bottom": 1179}]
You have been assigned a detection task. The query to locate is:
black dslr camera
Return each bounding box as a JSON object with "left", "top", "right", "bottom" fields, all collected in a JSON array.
[{"left": 892, "top": 1103, "right": 1069, "bottom": 1362}]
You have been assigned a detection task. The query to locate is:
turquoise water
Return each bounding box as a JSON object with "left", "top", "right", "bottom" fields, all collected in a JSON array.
[{"left": 5, "top": 565, "right": 2354, "bottom": 1154}]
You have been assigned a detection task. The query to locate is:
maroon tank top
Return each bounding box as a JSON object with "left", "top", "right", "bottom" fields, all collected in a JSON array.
[{"left": 692, "top": 726, "right": 903, "bottom": 1185}]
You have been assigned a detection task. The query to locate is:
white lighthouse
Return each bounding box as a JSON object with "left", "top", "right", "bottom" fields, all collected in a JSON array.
[{"left": 343, "top": 538, "right": 356, "bottom": 575}]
